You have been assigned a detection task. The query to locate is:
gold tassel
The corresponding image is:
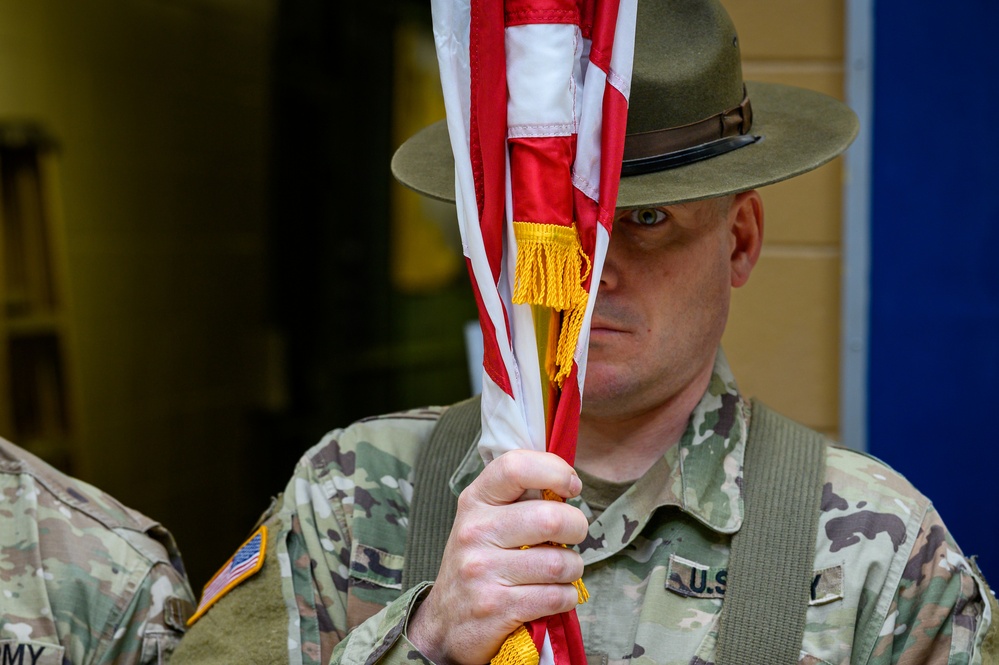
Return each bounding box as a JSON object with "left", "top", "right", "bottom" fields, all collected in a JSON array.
[
  {"left": 551, "top": 295, "right": 587, "bottom": 387},
  {"left": 543, "top": 308, "right": 560, "bottom": 391},
  {"left": 573, "top": 577, "right": 590, "bottom": 605},
  {"left": 490, "top": 625, "right": 540, "bottom": 665},
  {"left": 513, "top": 221, "right": 591, "bottom": 387}
]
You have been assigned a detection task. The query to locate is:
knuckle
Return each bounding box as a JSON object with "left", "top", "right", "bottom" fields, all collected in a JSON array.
[
  {"left": 526, "top": 584, "right": 577, "bottom": 617},
  {"left": 450, "top": 521, "right": 476, "bottom": 548},
  {"left": 557, "top": 585, "right": 580, "bottom": 612},
  {"left": 532, "top": 502, "right": 583, "bottom": 542},
  {"left": 556, "top": 549, "right": 583, "bottom": 581},
  {"left": 567, "top": 509, "right": 589, "bottom": 543},
  {"left": 457, "top": 552, "right": 489, "bottom": 581},
  {"left": 540, "top": 548, "right": 572, "bottom": 580},
  {"left": 472, "top": 592, "right": 505, "bottom": 619},
  {"left": 494, "top": 449, "right": 563, "bottom": 490},
  {"left": 532, "top": 503, "right": 563, "bottom": 537},
  {"left": 455, "top": 486, "right": 479, "bottom": 513},
  {"left": 499, "top": 450, "right": 533, "bottom": 485},
  {"left": 450, "top": 513, "right": 489, "bottom": 549}
]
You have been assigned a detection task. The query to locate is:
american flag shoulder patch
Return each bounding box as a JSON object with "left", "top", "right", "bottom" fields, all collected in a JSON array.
[{"left": 187, "top": 525, "right": 268, "bottom": 626}]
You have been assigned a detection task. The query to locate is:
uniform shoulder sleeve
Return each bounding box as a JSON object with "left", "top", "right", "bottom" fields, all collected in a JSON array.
[
  {"left": 818, "top": 445, "right": 991, "bottom": 665},
  {"left": 0, "top": 437, "right": 196, "bottom": 664},
  {"left": 178, "top": 405, "right": 447, "bottom": 665},
  {"left": 171, "top": 520, "right": 288, "bottom": 664}
]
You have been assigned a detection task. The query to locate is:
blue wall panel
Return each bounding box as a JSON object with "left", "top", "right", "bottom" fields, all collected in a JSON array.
[{"left": 869, "top": 1, "right": 999, "bottom": 580}]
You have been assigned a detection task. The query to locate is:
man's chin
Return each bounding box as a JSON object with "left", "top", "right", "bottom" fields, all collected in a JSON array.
[{"left": 580, "top": 370, "right": 629, "bottom": 409}]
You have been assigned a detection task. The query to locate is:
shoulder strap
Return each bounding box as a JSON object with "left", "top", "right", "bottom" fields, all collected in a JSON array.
[
  {"left": 714, "top": 399, "right": 828, "bottom": 665},
  {"left": 402, "top": 394, "right": 482, "bottom": 591},
  {"left": 402, "top": 395, "right": 826, "bottom": 664}
]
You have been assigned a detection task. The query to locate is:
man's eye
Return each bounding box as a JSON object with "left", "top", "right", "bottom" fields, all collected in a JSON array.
[{"left": 630, "top": 208, "right": 666, "bottom": 226}]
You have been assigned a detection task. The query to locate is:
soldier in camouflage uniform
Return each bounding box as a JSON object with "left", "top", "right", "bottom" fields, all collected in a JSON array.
[
  {"left": 175, "top": 0, "right": 995, "bottom": 663},
  {"left": 0, "top": 437, "right": 195, "bottom": 663}
]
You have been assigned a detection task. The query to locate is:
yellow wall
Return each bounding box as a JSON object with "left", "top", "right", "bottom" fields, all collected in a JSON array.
[
  {"left": 721, "top": 0, "right": 846, "bottom": 437},
  {"left": 0, "top": 0, "right": 849, "bottom": 590},
  {"left": 0, "top": 0, "right": 276, "bottom": 587}
]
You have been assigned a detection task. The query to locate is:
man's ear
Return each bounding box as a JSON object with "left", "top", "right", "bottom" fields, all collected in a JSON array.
[{"left": 729, "top": 190, "right": 764, "bottom": 288}]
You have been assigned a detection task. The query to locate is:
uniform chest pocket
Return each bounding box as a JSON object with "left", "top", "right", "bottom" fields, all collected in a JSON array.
[
  {"left": 349, "top": 541, "right": 404, "bottom": 590},
  {"left": 667, "top": 554, "right": 842, "bottom": 665},
  {"left": 346, "top": 541, "right": 405, "bottom": 629}
]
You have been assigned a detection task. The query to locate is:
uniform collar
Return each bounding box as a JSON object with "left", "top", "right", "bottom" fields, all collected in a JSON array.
[{"left": 674, "top": 348, "right": 748, "bottom": 534}]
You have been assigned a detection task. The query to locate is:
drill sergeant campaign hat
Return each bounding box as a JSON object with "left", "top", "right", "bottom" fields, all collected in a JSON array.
[{"left": 391, "top": 0, "right": 859, "bottom": 208}]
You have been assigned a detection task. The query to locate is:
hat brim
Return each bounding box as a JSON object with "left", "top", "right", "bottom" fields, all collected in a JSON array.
[{"left": 390, "top": 81, "right": 859, "bottom": 208}]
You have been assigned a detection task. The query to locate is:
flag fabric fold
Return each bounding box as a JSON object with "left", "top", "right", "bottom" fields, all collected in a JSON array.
[{"left": 430, "top": 0, "right": 636, "bottom": 662}]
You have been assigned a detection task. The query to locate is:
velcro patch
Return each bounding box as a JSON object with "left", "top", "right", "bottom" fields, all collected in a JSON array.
[
  {"left": 666, "top": 554, "right": 727, "bottom": 599},
  {"left": 164, "top": 596, "right": 195, "bottom": 632},
  {"left": 809, "top": 565, "right": 844, "bottom": 605},
  {"left": 187, "top": 525, "right": 267, "bottom": 626}
]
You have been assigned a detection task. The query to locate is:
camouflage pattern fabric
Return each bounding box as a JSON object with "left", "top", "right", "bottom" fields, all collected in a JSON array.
[
  {"left": 183, "top": 351, "right": 993, "bottom": 665},
  {"left": 0, "top": 437, "right": 196, "bottom": 664}
]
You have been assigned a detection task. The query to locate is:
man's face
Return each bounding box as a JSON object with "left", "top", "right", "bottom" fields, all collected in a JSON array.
[{"left": 581, "top": 194, "right": 750, "bottom": 421}]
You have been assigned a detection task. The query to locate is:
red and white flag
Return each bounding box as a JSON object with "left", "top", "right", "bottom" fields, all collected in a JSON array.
[{"left": 432, "top": 0, "right": 636, "bottom": 662}]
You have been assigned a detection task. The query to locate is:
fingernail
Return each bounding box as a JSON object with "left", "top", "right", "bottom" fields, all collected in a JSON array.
[{"left": 569, "top": 473, "right": 582, "bottom": 496}]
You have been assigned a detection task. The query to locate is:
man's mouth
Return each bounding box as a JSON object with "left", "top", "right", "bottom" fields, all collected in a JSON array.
[
  {"left": 590, "top": 305, "right": 637, "bottom": 333},
  {"left": 589, "top": 317, "right": 629, "bottom": 335}
]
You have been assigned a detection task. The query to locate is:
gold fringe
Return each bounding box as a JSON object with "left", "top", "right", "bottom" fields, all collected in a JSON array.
[
  {"left": 543, "top": 309, "right": 560, "bottom": 391},
  {"left": 491, "top": 625, "right": 540, "bottom": 665},
  {"left": 512, "top": 222, "right": 590, "bottom": 310},
  {"left": 551, "top": 295, "right": 587, "bottom": 387},
  {"left": 513, "top": 221, "right": 591, "bottom": 388}
]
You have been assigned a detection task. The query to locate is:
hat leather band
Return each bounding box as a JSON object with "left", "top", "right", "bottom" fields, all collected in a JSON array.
[{"left": 621, "top": 88, "right": 758, "bottom": 176}]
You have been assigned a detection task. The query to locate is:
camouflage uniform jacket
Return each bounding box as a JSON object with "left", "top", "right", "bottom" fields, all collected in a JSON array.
[
  {"left": 0, "top": 437, "right": 196, "bottom": 664},
  {"left": 203, "top": 354, "right": 992, "bottom": 664}
]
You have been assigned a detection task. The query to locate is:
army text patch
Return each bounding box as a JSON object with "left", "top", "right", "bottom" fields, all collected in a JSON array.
[
  {"left": 0, "top": 641, "right": 63, "bottom": 665},
  {"left": 666, "top": 554, "right": 727, "bottom": 599}
]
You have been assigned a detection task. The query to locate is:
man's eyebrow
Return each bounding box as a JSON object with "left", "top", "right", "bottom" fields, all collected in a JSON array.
[{"left": 615, "top": 206, "right": 674, "bottom": 219}]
